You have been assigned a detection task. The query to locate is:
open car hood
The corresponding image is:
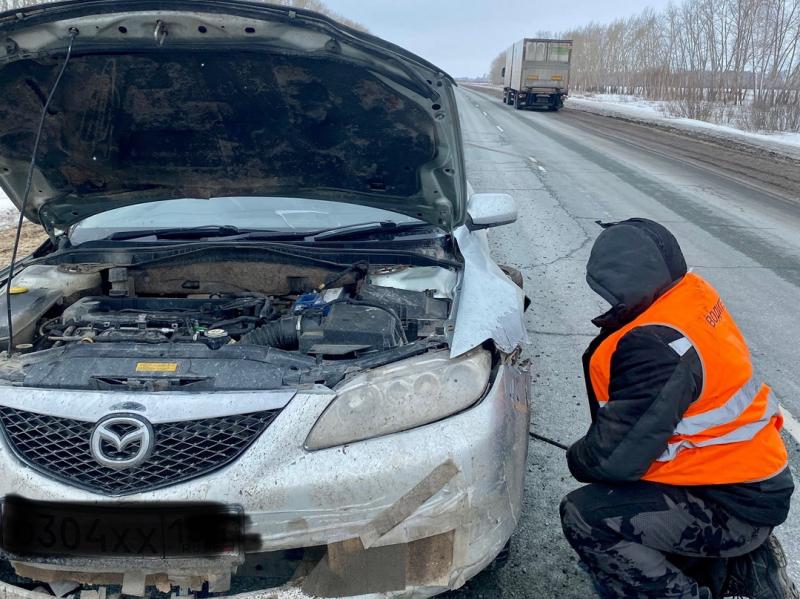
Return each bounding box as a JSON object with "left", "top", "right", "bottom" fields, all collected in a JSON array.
[{"left": 0, "top": 0, "right": 465, "bottom": 232}]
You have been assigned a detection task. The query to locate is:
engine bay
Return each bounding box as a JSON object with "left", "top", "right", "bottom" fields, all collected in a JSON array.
[
  {"left": 0, "top": 260, "right": 457, "bottom": 391},
  {"left": 50, "top": 284, "right": 448, "bottom": 354}
]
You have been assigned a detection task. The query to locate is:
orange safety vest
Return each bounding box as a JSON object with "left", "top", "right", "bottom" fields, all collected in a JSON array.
[{"left": 588, "top": 272, "right": 788, "bottom": 486}]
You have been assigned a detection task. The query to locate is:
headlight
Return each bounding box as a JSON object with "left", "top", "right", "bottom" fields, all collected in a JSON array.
[{"left": 305, "top": 348, "right": 492, "bottom": 450}]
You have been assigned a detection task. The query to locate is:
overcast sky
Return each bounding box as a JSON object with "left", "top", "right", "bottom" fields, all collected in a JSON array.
[{"left": 325, "top": 0, "right": 674, "bottom": 78}]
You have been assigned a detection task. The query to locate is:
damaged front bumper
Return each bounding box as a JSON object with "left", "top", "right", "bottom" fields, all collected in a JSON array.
[{"left": 0, "top": 361, "right": 530, "bottom": 598}]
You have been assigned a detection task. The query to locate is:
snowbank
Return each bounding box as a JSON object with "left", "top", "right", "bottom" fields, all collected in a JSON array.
[
  {"left": 567, "top": 94, "right": 800, "bottom": 160},
  {"left": 0, "top": 190, "right": 16, "bottom": 229},
  {"left": 569, "top": 94, "right": 666, "bottom": 118},
  {"left": 0, "top": 190, "right": 13, "bottom": 210}
]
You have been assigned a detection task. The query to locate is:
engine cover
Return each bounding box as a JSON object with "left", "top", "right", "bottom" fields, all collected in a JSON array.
[{"left": 299, "top": 303, "right": 403, "bottom": 356}]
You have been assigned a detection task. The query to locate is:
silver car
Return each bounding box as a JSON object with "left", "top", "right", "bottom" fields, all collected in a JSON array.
[{"left": 0, "top": 2, "right": 530, "bottom": 597}]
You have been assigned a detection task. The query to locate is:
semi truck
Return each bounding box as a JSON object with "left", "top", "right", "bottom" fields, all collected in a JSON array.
[{"left": 502, "top": 39, "right": 572, "bottom": 111}]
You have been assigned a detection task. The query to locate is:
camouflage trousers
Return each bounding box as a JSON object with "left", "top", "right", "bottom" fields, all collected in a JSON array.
[{"left": 560, "top": 482, "right": 771, "bottom": 599}]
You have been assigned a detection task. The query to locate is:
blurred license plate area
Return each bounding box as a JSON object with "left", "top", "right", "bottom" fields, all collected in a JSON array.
[{"left": 1, "top": 497, "right": 244, "bottom": 558}]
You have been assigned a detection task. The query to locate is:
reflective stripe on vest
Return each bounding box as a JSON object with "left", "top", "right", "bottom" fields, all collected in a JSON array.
[
  {"left": 668, "top": 336, "right": 693, "bottom": 357},
  {"left": 673, "top": 378, "right": 761, "bottom": 437},
  {"left": 657, "top": 382, "right": 781, "bottom": 462}
]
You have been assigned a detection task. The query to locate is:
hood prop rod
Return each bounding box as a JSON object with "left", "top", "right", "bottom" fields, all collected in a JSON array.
[{"left": 4, "top": 28, "right": 78, "bottom": 354}]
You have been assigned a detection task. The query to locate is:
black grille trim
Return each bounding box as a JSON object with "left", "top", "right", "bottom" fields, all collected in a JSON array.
[{"left": 0, "top": 407, "right": 280, "bottom": 496}]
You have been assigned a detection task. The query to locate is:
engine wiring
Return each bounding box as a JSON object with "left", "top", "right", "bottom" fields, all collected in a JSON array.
[{"left": 4, "top": 28, "right": 79, "bottom": 354}]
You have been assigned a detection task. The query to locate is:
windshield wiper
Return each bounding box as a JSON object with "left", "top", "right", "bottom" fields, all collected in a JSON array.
[
  {"left": 106, "top": 225, "right": 246, "bottom": 241},
  {"left": 104, "top": 225, "right": 308, "bottom": 242},
  {"left": 102, "top": 222, "right": 437, "bottom": 243},
  {"left": 306, "top": 221, "right": 436, "bottom": 242}
]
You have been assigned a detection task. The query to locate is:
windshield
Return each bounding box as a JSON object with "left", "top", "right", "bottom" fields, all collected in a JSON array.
[{"left": 69, "top": 197, "right": 425, "bottom": 244}]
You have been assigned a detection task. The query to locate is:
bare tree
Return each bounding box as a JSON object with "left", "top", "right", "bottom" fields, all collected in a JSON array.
[
  {"left": 0, "top": 0, "right": 367, "bottom": 31},
  {"left": 1, "top": 0, "right": 37, "bottom": 10},
  {"left": 267, "top": 0, "right": 367, "bottom": 31},
  {"left": 489, "top": 51, "right": 506, "bottom": 85}
]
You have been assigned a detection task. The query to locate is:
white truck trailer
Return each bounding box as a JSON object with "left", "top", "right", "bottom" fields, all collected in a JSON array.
[{"left": 502, "top": 39, "right": 572, "bottom": 111}]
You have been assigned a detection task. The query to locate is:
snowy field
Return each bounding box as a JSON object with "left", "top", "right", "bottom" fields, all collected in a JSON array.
[
  {"left": 567, "top": 93, "right": 800, "bottom": 159},
  {"left": 0, "top": 189, "right": 16, "bottom": 228}
]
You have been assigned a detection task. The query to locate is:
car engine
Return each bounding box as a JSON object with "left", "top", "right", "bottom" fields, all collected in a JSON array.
[{"left": 3, "top": 264, "right": 452, "bottom": 359}]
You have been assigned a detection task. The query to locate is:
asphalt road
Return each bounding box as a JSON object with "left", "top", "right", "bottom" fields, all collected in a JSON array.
[{"left": 445, "top": 87, "right": 800, "bottom": 598}]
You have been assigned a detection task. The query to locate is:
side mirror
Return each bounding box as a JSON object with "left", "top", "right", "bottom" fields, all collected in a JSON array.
[{"left": 467, "top": 193, "right": 517, "bottom": 230}]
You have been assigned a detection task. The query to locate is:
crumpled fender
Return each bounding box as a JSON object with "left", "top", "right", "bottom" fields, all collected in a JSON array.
[{"left": 449, "top": 225, "right": 529, "bottom": 357}]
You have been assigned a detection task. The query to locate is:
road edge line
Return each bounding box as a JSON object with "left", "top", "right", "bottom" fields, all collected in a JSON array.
[{"left": 781, "top": 405, "right": 800, "bottom": 446}]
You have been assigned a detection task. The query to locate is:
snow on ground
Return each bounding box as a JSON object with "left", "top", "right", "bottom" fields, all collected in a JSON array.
[
  {"left": 567, "top": 93, "right": 800, "bottom": 159},
  {"left": 0, "top": 189, "right": 17, "bottom": 229},
  {"left": 569, "top": 93, "right": 666, "bottom": 118}
]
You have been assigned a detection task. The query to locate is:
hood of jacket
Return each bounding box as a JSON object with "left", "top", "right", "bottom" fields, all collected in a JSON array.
[{"left": 586, "top": 218, "right": 688, "bottom": 330}]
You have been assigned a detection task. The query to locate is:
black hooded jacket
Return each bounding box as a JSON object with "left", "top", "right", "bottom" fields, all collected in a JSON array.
[{"left": 567, "top": 218, "right": 794, "bottom": 527}]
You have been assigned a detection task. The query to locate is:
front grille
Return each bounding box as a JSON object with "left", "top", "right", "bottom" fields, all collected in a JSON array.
[{"left": 0, "top": 407, "right": 279, "bottom": 495}]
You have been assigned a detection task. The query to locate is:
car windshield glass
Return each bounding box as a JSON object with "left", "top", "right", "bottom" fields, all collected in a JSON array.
[{"left": 69, "top": 197, "right": 425, "bottom": 244}]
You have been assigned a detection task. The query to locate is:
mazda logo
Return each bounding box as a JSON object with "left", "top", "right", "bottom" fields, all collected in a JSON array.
[{"left": 90, "top": 414, "right": 154, "bottom": 470}]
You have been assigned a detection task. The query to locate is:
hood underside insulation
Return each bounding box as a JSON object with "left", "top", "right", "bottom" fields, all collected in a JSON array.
[{"left": 0, "top": 50, "right": 453, "bottom": 227}]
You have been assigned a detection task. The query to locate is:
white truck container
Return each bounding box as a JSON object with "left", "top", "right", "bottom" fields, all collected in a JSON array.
[{"left": 502, "top": 39, "right": 572, "bottom": 111}]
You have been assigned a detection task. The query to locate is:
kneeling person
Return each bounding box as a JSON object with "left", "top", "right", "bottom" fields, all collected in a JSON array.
[{"left": 560, "top": 218, "right": 796, "bottom": 599}]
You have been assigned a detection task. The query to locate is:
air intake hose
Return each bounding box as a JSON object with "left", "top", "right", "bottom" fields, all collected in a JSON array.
[{"left": 240, "top": 316, "right": 299, "bottom": 350}]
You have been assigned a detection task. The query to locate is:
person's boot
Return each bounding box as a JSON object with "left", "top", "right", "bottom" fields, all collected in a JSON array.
[{"left": 725, "top": 535, "right": 800, "bottom": 599}]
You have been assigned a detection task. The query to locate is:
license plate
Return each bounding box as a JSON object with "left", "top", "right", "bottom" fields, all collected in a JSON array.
[{"left": 1, "top": 497, "right": 244, "bottom": 559}]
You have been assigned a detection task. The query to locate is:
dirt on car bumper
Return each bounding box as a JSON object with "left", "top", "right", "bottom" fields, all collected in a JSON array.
[{"left": 0, "top": 362, "right": 530, "bottom": 598}]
